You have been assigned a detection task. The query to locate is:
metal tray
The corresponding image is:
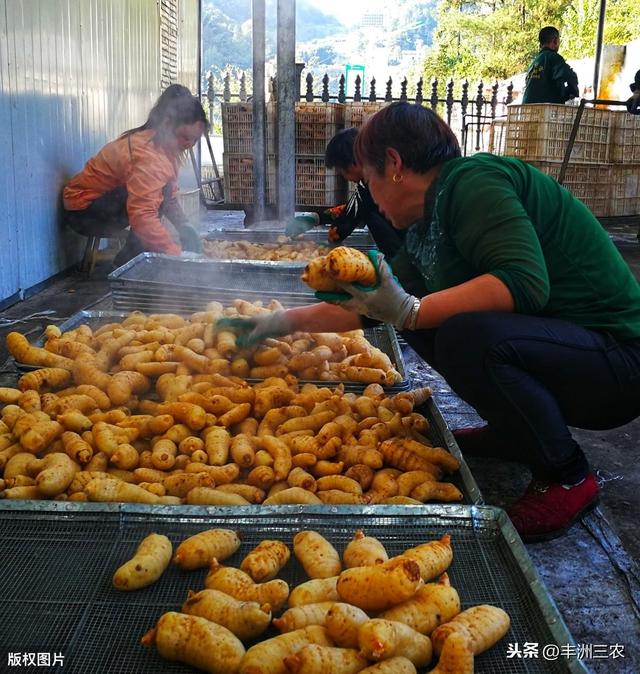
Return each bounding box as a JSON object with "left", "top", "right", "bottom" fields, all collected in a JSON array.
[
  {"left": 205, "top": 226, "right": 376, "bottom": 250},
  {"left": 20, "top": 310, "right": 479, "bottom": 502},
  {"left": 0, "top": 502, "right": 588, "bottom": 674},
  {"left": 23, "top": 309, "right": 410, "bottom": 393},
  {"left": 109, "top": 253, "right": 318, "bottom": 311}
]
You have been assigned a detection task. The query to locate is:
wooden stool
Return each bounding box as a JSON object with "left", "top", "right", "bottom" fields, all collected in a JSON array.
[{"left": 79, "top": 233, "right": 126, "bottom": 274}]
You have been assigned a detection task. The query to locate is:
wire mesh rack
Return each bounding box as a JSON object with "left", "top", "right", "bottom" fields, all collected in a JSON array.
[{"left": 0, "top": 502, "right": 588, "bottom": 673}]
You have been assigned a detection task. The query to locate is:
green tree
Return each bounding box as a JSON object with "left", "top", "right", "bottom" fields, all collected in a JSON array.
[{"left": 422, "top": 0, "right": 640, "bottom": 83}]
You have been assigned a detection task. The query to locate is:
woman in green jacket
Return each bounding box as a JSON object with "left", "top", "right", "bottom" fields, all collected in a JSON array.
[{"left": 223, "top": 102, "right": 640, "bottom": 543}]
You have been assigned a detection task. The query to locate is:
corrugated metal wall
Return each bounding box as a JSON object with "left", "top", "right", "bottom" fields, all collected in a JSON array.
[{"left": 0, "top": 0, "right": 199, "bottom": 304}]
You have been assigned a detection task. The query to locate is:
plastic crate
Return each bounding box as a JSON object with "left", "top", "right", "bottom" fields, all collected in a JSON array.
[
  {"left": 295, "top": 102, "right": 344, "bottom": 155},
  {"left": 529, "top": 160, "right": 612, "bottom": 217},
  {"left": 295, "top": 154, "right": 346, "bottom": 206},
  {"left": 176, "top": 189, "right": 201, "bottom": 225},
  {"left": 505, "top": 104, "right": 612, "bottom": 164},
  {"left": 222, "top": 153, "right": 276, "bottom": 205},
  {"left": 344, "top": 102, "right": 386, "bottom": 128},
  {"left": 221, "top": 102, "right": 275, "bottom": 154},
  {"left": 488, "top": 118, "right": 507, "bottom": 156},
  {"left": 610, "top": 111, "right": 640, "bottom": 164},
  {"left": 608, "top": 164, "right": 640, "bottom": 217}
]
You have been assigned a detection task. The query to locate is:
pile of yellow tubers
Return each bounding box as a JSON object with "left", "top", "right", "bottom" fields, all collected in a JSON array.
[
  {"left": 202, "top": 237, "right": 331, "bottom": 262},
  {"left": 122, "top": 527, "right": 512, "bottom": 673},
  {"left": 0, "top": 306, "right": 461, "bottom": 505}
]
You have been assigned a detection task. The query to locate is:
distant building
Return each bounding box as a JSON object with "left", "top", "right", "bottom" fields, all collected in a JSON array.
[{"left": 361, "top": 13, "right": 385, "bottom": 29}]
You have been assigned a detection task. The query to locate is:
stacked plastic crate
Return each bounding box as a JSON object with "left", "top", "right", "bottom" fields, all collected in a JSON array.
[
  {"left": 608, "top": 111, "right": 640, "bottom": 217},
  {"left": 221, "top": 102, "right": 276, "bottom": 205},
  {"left": 294, "top": 102, "right": 346, "bottom": 207},
  {"left": 221, "top": 102, "right": 348, "bottom": 208},
  {"left": 504, "top": 103, "right": 613, "bottom": 217},
  {"left": 344, "top": 101, "right": 386, "bottom": 129}
]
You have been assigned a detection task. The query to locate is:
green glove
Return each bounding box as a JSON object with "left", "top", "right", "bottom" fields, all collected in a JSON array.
[
  {"left": 216, "top": 310, "right": 292, "bottom": 348},
  {"left": 316, "top": 250, "right": 418, "bottom": 329},
  {"left": 176, "top": 224, "right": 203, "bottom": 253},
  {"left": 285, "top": 213, "right": 320, "bottom": 239}
]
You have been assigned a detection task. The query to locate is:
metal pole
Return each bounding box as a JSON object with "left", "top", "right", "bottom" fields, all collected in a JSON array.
[
  {"left": 276, "top": 0, "right": 296, "bottom": 221},
  {"left": 252, "top": 0, "right": 266, "bottom": 221},
  {"left": 558, "top": 98, "right": 586, "bottom": 185},
  {"left": 593, "top": 0, "right": 607, "bottom": 97}
]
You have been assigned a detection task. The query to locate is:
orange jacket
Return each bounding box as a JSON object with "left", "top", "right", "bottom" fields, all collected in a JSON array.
[{"left": 63, "top": 130, "right": 182, "bottom": 255}]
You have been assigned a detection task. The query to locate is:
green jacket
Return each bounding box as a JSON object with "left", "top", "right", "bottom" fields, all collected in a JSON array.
[
  {"left": 402, "top": 154, "right": 640, "bottom": 340},
  {"left": 522, "top": 48, "right": 579, "bottom": 104}
]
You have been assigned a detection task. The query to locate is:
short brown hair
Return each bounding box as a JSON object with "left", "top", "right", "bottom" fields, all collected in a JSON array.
[{"left": 354, "top": 102, "right": 460, "bottom": 175}]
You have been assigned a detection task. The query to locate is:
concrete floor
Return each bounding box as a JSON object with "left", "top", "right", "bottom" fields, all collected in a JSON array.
[{"left": 0, "top": 213, "right": 638, "bottom": 673}]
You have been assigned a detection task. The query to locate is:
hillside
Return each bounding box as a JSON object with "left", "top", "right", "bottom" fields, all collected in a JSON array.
[{"left": 202, "top": 0, "right": 345, "bottom": 73}]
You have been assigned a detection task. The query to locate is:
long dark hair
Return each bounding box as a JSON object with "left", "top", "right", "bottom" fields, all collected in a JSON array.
[
  {"left": 121, "top": 84, "right": 209, "bottom": 138},
  {"left": 355, "top": 102, "right": 460, "bottom": 176}
]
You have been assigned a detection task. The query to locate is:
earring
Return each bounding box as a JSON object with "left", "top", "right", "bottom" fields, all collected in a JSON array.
[{"left": 392, "top": 173, "right": 403, "bottom": 183}]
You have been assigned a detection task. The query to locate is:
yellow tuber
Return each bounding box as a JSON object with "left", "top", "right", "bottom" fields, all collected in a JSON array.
[
  {"left": 343, "top": 529, "right": 389, "bottom": 567},
  {"left": 358, "top": 619, "right": 433, "bottom": 667},
  {"left": 359, "top": 657, "right": 418, "bottom": 673},
  {"left": 430, "top": 604, "right": 511, "bottom": 656},
  {"left": 273, "top": 602, "right": 336, "bottom": 633},
  {"left": 400, "top": 534, "right": 453, "bottom": 582},
  {"left": 173, "top": 528, "right": 241, "bottom": 570},
  {"left": 239, "top": 625, "right": 332, "bottom": 674},
  {"left": 85, "top": 478, "right": 163, "bottom": 504},
  {"left": 240, "top": 539, "right": 290, "bottom": 582},
  {"left": 205, "top": 562, "right": 290, "bottom": 611},
  {"left": 182, "top": 588, "right": 271, "bottom": 641},
  {"left": 288, "top": 576, "right": 339, "bottom": 607},
  {"left": 336, "top": 557, "right": 422, "bottom": 612},
  {"left": 142, "top": 611, "right": 245, "bottom": 674},
  {"left": 32, "top": 453, "right": 79, "bottom": 496},
  {"left": 283, "top": 645, "right": 368, "bottom": 674},
  {"left": 18, "top": 368, "right": 72, "bottom": 392},
  {"left": 112, "top": 533, "right": 172, "bottom": 590},
  {"left": 379, "top": 575, "right": 461, "bottom": 635},
  {"left": 426, "top": 632, "right": 474, "bottom": 674},
  {"left": 325, "top": 603, "right": 370, "bottom": 648},
  {"left": 293, "top": 530, "right": 341, "bottom": 579}
]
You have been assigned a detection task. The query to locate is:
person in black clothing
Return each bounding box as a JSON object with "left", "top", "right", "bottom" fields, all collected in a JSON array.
[
  {"left": 627, "top": 70, "right": 640, "bottom": 114},
  {"left": 522, "top": 26, "right": 579, "bottom": 104},
  {"left": 285, "top": 128, "right": 405, "bottom": 259}
]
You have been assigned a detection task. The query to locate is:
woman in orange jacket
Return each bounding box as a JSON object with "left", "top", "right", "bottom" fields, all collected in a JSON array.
[{"left": 63, "top": 84, "right": 207, "bottom": 267}]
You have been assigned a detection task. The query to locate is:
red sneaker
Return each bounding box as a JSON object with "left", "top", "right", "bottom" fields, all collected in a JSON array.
[
  {"left": 507, "top": 473, "right": 599, "bottom": 543},
  {"left": 452, "top": 425, "right": 516, "bottom": 460}
]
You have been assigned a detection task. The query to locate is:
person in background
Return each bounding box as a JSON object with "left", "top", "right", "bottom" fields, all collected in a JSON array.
[
  {"left": 285, "top": 128, "right": 405, "bottom": 260},
  {"left": 223, "top": 102, "right": 640, "bottom": 543},
  {"left": 626, "top": 69, "right": 640, "bottom": 114},
  {"left": 522, "top": 26, "right": 579, "bottom": 104},
  {"left": 63, "top": 84, "right": 206, "bottom": 268}
]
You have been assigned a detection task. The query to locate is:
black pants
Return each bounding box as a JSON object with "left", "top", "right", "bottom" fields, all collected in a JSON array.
[
  {"left": 402, "top": 311, "right": 640, "bottom": 483},
  {"left": 64, "top": 187, "right": 155, "bottom": 268}
]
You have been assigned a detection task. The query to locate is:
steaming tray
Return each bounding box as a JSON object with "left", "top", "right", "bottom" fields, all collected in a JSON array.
[
  {"left": 109, "top": 253, "right": 319, "bottom": 311},
  {"left": 204, "top": 226, "right": 376, "bottom": 263},
  {"left": 0, "top": 503, "right": 587, "bottom": 673},
  {"left": 21, "top": 309, "right": 410, "bottom": 394}
]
